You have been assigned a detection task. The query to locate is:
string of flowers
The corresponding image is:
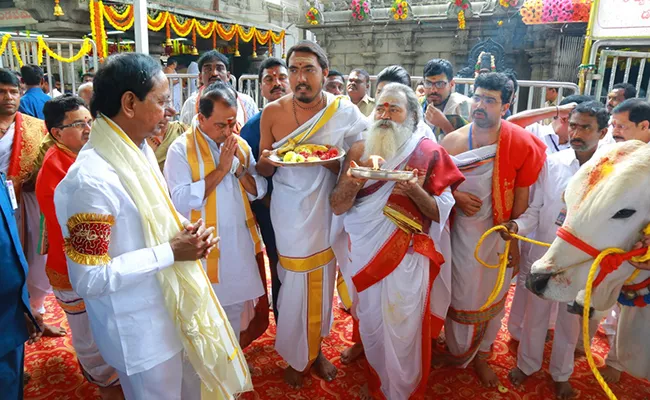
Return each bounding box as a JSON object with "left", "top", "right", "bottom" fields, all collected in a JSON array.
[
  {"left": 351, "top": 0, "right": 370, "bottom": 21},
  {"left": 306, "top": 7, "right": 321, "bottom": 25},
  {"left": 475, "top": 51, "right": 496, "bottom": 74},
  {"left": 37, "top": 36, "right": 92, "bottom": 64},
  {"left": 89, "top": 0, "right": 107, "bottom": 61},
  {"left": 0, "top": 34, "right": 10, "bottom": 57},
  {"left": 448, "top": 0, "right": 472, "bottom": 29},
  {"left": 390, "top": 0, "right": 409, "bottom": 20},
  {"left": 11, "top": 42, "right": 23, "bottom": 67},
  {"left": 458, "top": 10, "right": 466, "bottom": 28},
  {"left": 499, "top": 0, "right": 519, "bottom": 8},
  {"left": 103, "top": 3, "right": 135, "bottom": 31},
  {"left": 521, "top": 0, "right": 591, "bottom": 24},
  {"left": 147, "top": 10, "right": 168, "bottom": 31}
]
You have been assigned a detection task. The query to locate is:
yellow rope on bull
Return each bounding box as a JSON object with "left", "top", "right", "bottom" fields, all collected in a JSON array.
[{"left": 474, "top": 225, "right": 550, "bottom": 311}]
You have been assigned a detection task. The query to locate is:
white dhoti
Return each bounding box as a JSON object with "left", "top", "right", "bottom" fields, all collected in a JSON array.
[
  {"left": 343, "top": 134, "right": 455, "bottom": 399},
  {"left": 21, "top": 191, "right": 50, "bottom": 314},
  {"left": 445, "top": 145, "right": 510, "bottom": 367},
  {"left": 54, "top": 289, "right": 119, "bottom": 387},
  {"left": 271, "top": 95, "right": 367, "bottom": 371}
]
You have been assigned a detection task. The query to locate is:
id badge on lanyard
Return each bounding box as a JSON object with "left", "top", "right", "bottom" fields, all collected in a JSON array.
[{"left": 2, "top": 173, "right": 18, "bottom": 210}]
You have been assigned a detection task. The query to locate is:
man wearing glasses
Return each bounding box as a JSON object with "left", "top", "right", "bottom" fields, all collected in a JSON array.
[
  {"left": 180, "top": 50, "right": 258, "bottom": 130},
  {"left": 422, "top": 59, "right": 472, "bottom": 141},
  {"left": 36, "top": 94, "right": 123, "bottom": 398}
]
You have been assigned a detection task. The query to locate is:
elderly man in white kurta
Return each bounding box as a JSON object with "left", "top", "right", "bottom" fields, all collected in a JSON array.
[
  {"left": 331, "top": 83, "right": 465, "bottom": 399},
  {"left": 165, "top": 81, "right": 267, "bottom": 341}
]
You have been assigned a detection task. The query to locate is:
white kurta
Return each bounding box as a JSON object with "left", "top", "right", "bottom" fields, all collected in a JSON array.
[
  {"left": 164, "top": 130, "right": 266, "bottom": 310},
  {"left": 512, "top": 149, "right": 581, "bottom": 382},
  {"left": 343, "top": 133, "right": 454, "bottom": 399},
  {"left": 55, "top": 142, "right": 184, "bottom": 377},
  {"left": 272, "top": 94, "right": 368, "bottom": 371},
  {"left": 445, "top": 144, "right": 511, "bottom": 367},
  {"left": 180, "top": 91, "right": 258, "bottom": 127}
]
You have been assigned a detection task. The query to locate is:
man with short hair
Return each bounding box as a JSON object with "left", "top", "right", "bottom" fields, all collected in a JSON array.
[
  {"left": 166, "top": 81, "right": 268, "bottom": 347},
  {"left": 43, "top": 73, "right": 63, "bottom": 97},
  {"left": 18, "top": 65, "right": 50, "bottom": 119},
  {"left": 164, "top": 57, "right": 182, "bottom": 114},
  {"left": 610, "top": 98, "right": 650, "bottom": 143},
  {"left": 332, "top": 82, "right": 464, "bottom": 399},
  {"left": 422, "top": 59, "right": 472, "bottom": 140},
  {"left": 347, "top": 68, "right": 375, "bottom": 116},
  {"left": 240, "top": 57, "right": 290, "bottom": 322},
  {"left": 146, "top": 105, "right": 188, "bottom": 172},
  {"left": 441, "top": 72, "right": 546, "bottom": 387},
  {"left": 81, "top": 72, "right": 94, "bottom": 83},
  {"left": 543, "top": 85, "right": 559, "bottom": 125},
  {"left": 54, "top": 53, "right": 249, "bottom": 399},
  {"left": 502, "top": 70, "right": 518, "bottom": 119},
  {"left": 78, "top": 82, "right": 93, "bottom": 106},
  {"left": 36, "top": 95, "right": 122, "bottom": 399},
  {"left": 505, "top": 101, "right": 610, "bottom": 399},
  {"left": 325, "top": 70, "right": 345, "bottom": 96},
  {"left": 257, "top": 40, "right": 369, "bottom": 388},
  {"left": 601, "top": 83, "right": 637, "bottom": 146},
  {"left": 180, "top": 50, "right": 258, "bottom": 128}
]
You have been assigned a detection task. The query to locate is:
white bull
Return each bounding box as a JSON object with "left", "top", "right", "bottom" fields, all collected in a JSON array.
[{"left": 527, "top": 140, "right": 650, "bottom": 381}]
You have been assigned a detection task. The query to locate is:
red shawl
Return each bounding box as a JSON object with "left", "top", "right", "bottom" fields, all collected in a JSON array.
[{"left": 7, "top": 112, "right": 47, "bottom": 201}]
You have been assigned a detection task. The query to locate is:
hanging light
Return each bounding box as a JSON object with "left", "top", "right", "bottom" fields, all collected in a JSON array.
[
  {"left": 53, "top": 0, "right": 64, "bottom": 16},
  {"left": 191, "top": 46, "right": 199, "bottom": 55}
]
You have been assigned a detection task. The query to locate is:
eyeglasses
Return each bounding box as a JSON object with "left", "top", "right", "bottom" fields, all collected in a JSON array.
[
  {"left": 423, "top": 80, "right": 449, "bottom": 89},
  {"left": 58, "top": 120, "right": 91, "bottom": 130}
]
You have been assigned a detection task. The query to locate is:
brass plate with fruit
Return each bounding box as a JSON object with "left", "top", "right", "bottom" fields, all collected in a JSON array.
[{"left": 270, "top": 144, "right": 345, "bottom": 167}]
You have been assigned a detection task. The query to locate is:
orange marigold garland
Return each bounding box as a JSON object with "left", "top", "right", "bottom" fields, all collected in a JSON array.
[
  {"left": 147, "top": 10, "right": 168, "bottom": 31},
  {"left": 89, "top": 0, "right": 106, "bottom": 61},
  {"left": 170, "top": 14, "right": 193, "bottom": 36},
  {"left": 448, "top": 0, "right": 472, "bottom": 29},
  {"left": 103, "top": 4, "right": 134, "bottom": 31}
]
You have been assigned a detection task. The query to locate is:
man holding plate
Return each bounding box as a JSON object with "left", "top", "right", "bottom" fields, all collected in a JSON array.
[
  {"left": 257, "top": 40, "right": 368, "bottom": 388},
  {"left": 330, "top": 82, "right": 464, "bottom": 399}
]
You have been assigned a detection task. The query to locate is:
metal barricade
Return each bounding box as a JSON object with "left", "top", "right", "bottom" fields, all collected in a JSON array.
[
  {"left": 588, "top": 49, "right": 650, "bottom": 103},
  {"left": 167, "top": 73, "right": 240, "bottom": 115},
  {"left": 237, "top": 74, "right": 579, "bottom": 114},
  {"left": 0, "top": 36, "right": 98, "bottom": 97}
]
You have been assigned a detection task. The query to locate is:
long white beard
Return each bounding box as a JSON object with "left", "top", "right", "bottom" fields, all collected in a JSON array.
[{"left": 363, "top": 119, "right": 415, "bottom": 161}]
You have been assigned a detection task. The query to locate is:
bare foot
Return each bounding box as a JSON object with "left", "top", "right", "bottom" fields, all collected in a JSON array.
[
  {"left": 341, "top": 342, "right": 364, "bottom": 365},
  {"left": 283, "top": 366, "right": 304, "bottom": 388},
  {"left": 312, "top": 352, "right": 337, "bottom": 382},
  {"left": 508, "top": 367, "right": 529, "bottom": 386},
  {"left": 360, "top": 383, "right": 374, "bottom": 400},
  {"left": 473, "top": 358, "right": 500, "bottom": 388},
  {"left": 554, "top": 381, "right": 576, "bottom": 399},
  {"left": 43, "top": 323, "right": 66, "bottom": 337},
  {"left": 99, "top": 385, "right": 125, "bottom": 400},
  {"left": 600, "top": 365, "right": 622, "bottom": 383}
]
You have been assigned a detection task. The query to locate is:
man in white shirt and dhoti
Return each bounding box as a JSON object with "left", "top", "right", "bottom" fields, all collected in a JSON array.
[
  {"left": 257, "top": 41, "right": 369, "bottom": 388},
  {"left": 331, "top": 83, "right": 465, "bottom": 399},
  {"left": 504, "top": 101, "right": 610, "bottom": 399},
  {"left": 165, "top": 81, "right": 267, "bottom": 344},
  {"left": 440, "top": 73, "right": 546, "bottom": 387},
  {"left": 54, "top": 53, "right": 251, "bottom": 400},
  {"left": 180, "top": 50, "right": 258, "bottom": 131}
]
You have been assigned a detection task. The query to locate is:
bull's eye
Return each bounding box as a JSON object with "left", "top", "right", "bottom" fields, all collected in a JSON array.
[{"left": 612, "top": 209, "right": 636, "bottom": 219}]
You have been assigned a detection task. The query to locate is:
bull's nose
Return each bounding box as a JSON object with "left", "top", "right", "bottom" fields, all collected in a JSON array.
[
  {"left": 526, "top": 273, "right": 552, "bottom": 296},
  {"left": 566, "top": 301, "right": 594, "bottom": 318}
]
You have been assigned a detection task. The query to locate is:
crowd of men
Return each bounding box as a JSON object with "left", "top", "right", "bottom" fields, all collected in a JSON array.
[{"left": 1, "top": 40, "right": 650, "bottom": 400}]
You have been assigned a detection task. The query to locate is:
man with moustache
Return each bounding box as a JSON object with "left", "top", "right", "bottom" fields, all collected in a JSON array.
[
  {"left": 54, "top": 53, "right": 249, "bottom": 399},
  {"left": 257, "top": 41, "right": 369, "bottom": 388},
  {"left": 441, "top": 73, "right": 546, "bottom": 387},
  {"left": 325, "top": 70, "right": 345, "bottom": 96},
  {"left": 503, "top": 101, "right": 610, "bottom": 399},
  {"left": 347, "top": 68, "right": 375, "bottom": 117},
  {"left": 180, "top": 50, "right": 258, "bottom": 129},
  {"left": 241, "top": 57, "right": 290, "bottom": 322},
  {"left": 601, "top": 83, "right": 637, "bottom": 145},
  {"left": 331, "top": 83, "right": 464, "bottom": 399},
  {"left": 422, "top": 58, "right": 472, "bottom": 141},
  {"left": 36, "top": 95, "right": 123, "bottom": 399}
]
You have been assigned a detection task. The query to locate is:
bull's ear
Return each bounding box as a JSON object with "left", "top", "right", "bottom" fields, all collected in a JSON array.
[{"left": 612, "top": 208, "right": 636, "bottom": 219}]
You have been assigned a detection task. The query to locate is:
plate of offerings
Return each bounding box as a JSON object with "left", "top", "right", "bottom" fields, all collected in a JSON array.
[
  {"left": 349, "top": 156, "right": 415, "bottom": 182},
  {"left": 271, "top": 144, "right": 345, "bottom": 167}
]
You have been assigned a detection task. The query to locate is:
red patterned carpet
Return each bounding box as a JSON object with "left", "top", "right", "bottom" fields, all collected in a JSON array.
[{"left": 24, "top": 285, "right": 650, "bottom": 400}]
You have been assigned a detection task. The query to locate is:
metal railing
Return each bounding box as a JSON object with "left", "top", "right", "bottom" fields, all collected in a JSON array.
[
  {"left": 236, "top": 74, "right": 580, "bottom": 113},
  {"left": 166, "top": 73, "right": 238, "bottom": 114},
  {"left": 591, "top": 49, "right": 650, "bottom": 103},
  {"left": 0, "top": 36, "right": 98, "bottom": 97}
]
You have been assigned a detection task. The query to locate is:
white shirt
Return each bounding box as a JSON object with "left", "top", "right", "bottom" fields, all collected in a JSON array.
[
  {"left": 514, "top": 149, "right": 580, "bottom": 263},
  {"left": 164, "top": 130, "right": 267, "bottom": 306},
  {"left": 599, "top": 121, "right": 617, "bottom": 148},
  {"left": 0, "top": 122, "right": 15, "bottom": 174},
  {"left": 54, "top": 142, "right": 183, "bottom": 375},
  {"left": 180, "top": 91, "right": 258, "bottom": 127},
  {"left": 525, "top": 122, "right": 570, "bottom": 154}
]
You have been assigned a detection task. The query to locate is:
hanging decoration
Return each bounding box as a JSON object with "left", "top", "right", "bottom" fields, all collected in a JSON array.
[
  {"left": 103, "top": 4, "right": 135, "bottom": 31},
  {"left": 0, "top": 34, "right": 10, "bottom": 57},
  {"left": 390, "top": 0, "right": 409, "bottom": 20},
  {"left": 235, "top": 33, "right": 240, "bottom": 57},
  {"left": 53, "top": 0, "right": 64, "bottom": 16},
  {"left": 448, "top": 0, "right": 472, "bottom": 29},
  {"left": 306, "top": 7, "right": 322, "bottom": 25},
  {"left": 11, "top": 42, "right": 23, "bottom": 67},
  {"left": 520, "top": 0, "right": 592, "bottom": 24},
  {"left": 37, "top": 36, "right": 92, "bottom": 64},
  {"left": 499, "top": 0, "right": 519, "bottom": 8},
  {"left": 89, "top": 0, "right": 107, "bottom": 61},
  {"left": 351, "top": 0, "right": 370, "bottom": 21},
  {"left": 147, "top": 10, "right": 168, "bottom": 31},
  {"left": 475, "top": 51, "right": 497, "bottom": 74}
]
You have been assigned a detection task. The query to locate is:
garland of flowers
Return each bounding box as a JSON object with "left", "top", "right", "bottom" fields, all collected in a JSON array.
[
  {"left": 499, "top": 0, "right": 519, "bottom": 8},
  {"left": 195, "top": 20, "right": 215, "bottom": 39},
  {"left": 216, "top": 23, "right": 237, "bottom": 41},
  {"left": 351, "top": 0, "right": 370, "bottom": 21},
  {"left": 103, "top": 4, "right": 135, "bottom": 31},
  {"left": 0, "top": 34, "right": 10, "bottom": 57},
  {"left": 89, "top": 0, "right": 107, "bottom": 61},
  {"left": 306, "top": 7, "right": 321, "bottom": 25},
  {"left": 390, "top": 0, "right": 409, "bottom": 20},
  {"left": 521, "top": 0, "right": 591, "bottom": 24},
  {"left": 11, "top": 42, "right": 23, "bottom": 67},
  {"left": 448, "top": 0, "right": 471, "bottom": 29},
  {"left": 475, "top": 51, "right": 496, "bottom": 73},
  {"left": 147, "top": 10, "right": 168, "bottom": 31},
  {"left": 170, "top": 14, "right": 193, "bottom": 36},
  {"left": 237, "top": 25, "right": 256, "bottom": 42},
  {"left": 37, "top": 36, "right": 92, "bottom": 64}
]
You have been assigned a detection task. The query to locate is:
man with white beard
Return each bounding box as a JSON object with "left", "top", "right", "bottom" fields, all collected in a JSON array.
[{"left": 331, "top": 83, "right": 464, "bottom": 399}]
